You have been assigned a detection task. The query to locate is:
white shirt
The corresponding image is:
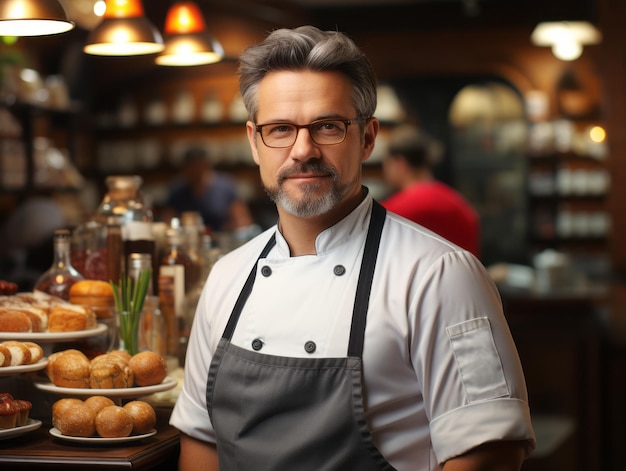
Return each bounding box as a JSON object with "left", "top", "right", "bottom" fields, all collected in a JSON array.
[{"left": 171, "top": 194, "right": 535, "bottom": 470}]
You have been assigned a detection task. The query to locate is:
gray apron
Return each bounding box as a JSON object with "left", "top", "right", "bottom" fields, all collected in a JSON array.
[{"left": 206, "top": 201, "right": 395, "bottom": 470}]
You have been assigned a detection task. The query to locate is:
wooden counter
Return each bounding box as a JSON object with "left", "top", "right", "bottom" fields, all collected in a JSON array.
[{"left": 0, "top": 407, "right": 180, "bottom": 470}]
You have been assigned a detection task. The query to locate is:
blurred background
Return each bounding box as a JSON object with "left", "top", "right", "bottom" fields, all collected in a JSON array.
[{"left": 0, "top": 1, "right": 624, "bottom": 469}]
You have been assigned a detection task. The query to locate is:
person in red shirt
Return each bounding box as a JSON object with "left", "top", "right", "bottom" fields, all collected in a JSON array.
[{"left": 381, "top": 125, "right": 480, "bottom": 258}]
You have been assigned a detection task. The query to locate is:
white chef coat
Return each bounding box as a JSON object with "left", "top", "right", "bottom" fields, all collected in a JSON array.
[{"left": 171, "top": 193, "right": 536, "bottom": 470}]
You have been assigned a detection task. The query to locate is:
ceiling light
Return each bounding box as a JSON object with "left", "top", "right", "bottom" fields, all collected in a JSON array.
[
  {"left": 0, "top": 0, "right": 75, "bottom": 36},
  {"left": 84, "top": 0, "right": 164, "bottom": 56},
  {"left": 156, "top": 2, "right": 223, "bottom": 66},
  {"left": 531, "top": 21, "right": 602, "bottom": 61}
]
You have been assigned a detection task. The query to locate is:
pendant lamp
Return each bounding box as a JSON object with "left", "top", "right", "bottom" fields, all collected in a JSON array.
[
  {"left": 0, "top": 0, "right": 74, "bottom": 36},
  {"left": 531, "top": 21, "right": 602, "bottom": 61},
  {"left": 84, "top": 0, "right": 164, "bottom": 56},
  {"left": 155, "top": 2, "right": 223, "bottom": 66}
]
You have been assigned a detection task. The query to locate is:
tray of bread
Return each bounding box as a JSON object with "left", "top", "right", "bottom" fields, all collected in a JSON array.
[
  {"left": 0, "top": 340, "right": 47, "bottom": 376},
  {"left": 34, "top": 349, "right": 176, "bottom": 398},
  {"left": 49, "top": 396, "right": 157, "bottom": 443},
  {"left": 0, "top": 290, "right": 107, "bottom": 342}
]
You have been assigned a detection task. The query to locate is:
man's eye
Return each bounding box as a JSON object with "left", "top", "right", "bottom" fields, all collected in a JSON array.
[{"left": 268, "top": 125, "right": 294, "bottom": 135}]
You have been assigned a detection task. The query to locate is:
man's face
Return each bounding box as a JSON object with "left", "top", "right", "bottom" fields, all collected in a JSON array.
[{"left": 246, "top": 70, "right": 377, "bottom": 219}]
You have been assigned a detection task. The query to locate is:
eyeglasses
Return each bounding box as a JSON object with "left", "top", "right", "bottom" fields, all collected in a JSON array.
[{"left": 255, "top": 118, "right": 367, "bottom": 148}]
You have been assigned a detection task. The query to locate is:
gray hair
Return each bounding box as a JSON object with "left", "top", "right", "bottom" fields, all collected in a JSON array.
[{"left": 238, "top": 25, "right": 378, "bottom": 122}]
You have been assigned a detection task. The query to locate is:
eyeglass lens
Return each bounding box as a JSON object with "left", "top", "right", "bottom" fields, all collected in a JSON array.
[{"left": 261, "top": 120, "right": 348, "bottom": 147}]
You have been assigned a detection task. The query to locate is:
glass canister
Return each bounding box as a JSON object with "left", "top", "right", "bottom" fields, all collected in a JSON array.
[{"left": 92, "top": 175, "right": 156, "bottom": 283}]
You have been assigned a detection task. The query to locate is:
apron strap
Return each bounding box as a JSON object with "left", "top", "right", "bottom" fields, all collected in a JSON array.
[
  {"left": 347, "top": 200, "right": 386, "bottom": 357},
  {"left": 222, "top": 233, "right": 277, "bottom": 340}
]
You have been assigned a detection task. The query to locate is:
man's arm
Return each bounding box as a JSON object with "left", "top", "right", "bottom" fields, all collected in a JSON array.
[
  {"left": 179, "top": 433, "right": 220, "bottom": 471},
  {"left": 442, "top": 440, "right": 528, "bottom": 471}
]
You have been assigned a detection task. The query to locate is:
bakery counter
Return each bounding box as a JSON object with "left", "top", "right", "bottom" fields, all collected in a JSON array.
[{"left": 0, "top": 406, "right": 180, "bottom": 470}]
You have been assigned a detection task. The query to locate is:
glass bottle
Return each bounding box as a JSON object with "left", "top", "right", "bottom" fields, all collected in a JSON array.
[
  {"left": 34, "top": 229, "right": 84, "bottom": 300},
  {"left": 159, "top": 223, "right": 194, "bottom": 358},
  {"left": 127, "top": 253, "right": 165, "bottom": 356}
]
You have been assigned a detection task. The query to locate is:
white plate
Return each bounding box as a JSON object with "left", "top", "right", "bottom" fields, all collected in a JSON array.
[
  {"left": 0, "top": 323, "right": 108, "bottom": 342},
  {"left": 0, "top": 419, "right": 42, "bottom": 440},
  {"left": 34, "top": 376, "right": 177, "bottom": 398},
  {"left": 49, "top": 427, "right": 156, "bottom": 444},
  {"left": 0, "top": 357, "right": 48, "bottom": 377}
]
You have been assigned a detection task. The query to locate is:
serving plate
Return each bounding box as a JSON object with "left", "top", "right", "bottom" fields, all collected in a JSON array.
[
  {"left": 34, "top": 376, "right": 177, "bottom": 398},
  {"left": 0, "top": 323, "right": 107, "bottom": 342},
  {"left": 0, "top": 357, "right": 48, "bottom": 377},
  {"left": 0, "top": 419, "right": 42, "bottom": 440},
  {"left": 49, "top": 427, "right": 156, "bottom": 444}
]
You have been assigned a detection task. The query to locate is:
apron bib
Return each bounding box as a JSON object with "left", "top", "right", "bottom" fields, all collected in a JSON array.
[{"left": 206, "top": 202, "right": 395, "bottom": 470}]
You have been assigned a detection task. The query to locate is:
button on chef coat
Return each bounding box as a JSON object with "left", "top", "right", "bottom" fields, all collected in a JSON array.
[{"left": 171, "top": 194, "right": 536, "bottom": 470}]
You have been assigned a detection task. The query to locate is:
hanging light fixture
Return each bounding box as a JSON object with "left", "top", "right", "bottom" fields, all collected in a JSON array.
[
  {"left": 155, "top": 2, "right": 223, "bottom": 66},
  {"left": 0, "top": 0, "right": 74, "bottom": 36},
  {"left": 84, "top": 0, "right": 164, "bottom": 56},
  {"left": 531, "top": 21, "right": 602, "bottom": 61}
]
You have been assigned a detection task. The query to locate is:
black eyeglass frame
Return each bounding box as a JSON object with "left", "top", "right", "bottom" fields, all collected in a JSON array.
[{"left": 254, "top": 117, "right": 368, "bottom": 148}]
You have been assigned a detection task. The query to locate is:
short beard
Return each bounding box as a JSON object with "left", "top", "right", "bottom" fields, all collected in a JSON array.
[{"left": 264, "top": 161, "right": 355, "bottom": 218}]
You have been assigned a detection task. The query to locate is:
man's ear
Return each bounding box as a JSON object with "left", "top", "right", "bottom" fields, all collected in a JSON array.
[
  {"left": 246, "top": 121, "right": 260, "bottom": 165},
  {"left": 361, "top": 118, "right": 380, "bottom": 163}
]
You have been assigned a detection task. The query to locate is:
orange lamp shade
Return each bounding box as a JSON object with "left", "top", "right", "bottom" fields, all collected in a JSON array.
[
  {"left": 103, "top": 0, "right": 145, "bottom": 19},
  {"left": 164, "top": 2, "right": 206, "bottom": 35}
]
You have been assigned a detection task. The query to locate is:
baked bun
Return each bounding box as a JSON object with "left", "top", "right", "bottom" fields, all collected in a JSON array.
[
  {"left": 46, "top": 349, "right": 91, "bottom": 388},
  {"left": 0, "top": 309, "right": 32, "bottom": 333},
  {"left": 123, "top": 401, "right": 156, "bottom": 434},
  {"left": 95, "top": 405, "right": 133, "bottom": 438},
  {"left": 52, "top": 398, "right": 96, "bottom": 437},
  {"left": 128, "top": 351, "right": 167, "bottom": 386},
  {"left": 48, "top": 304, "right": 97, "bottom": 332},
  {"left": 89, "top": 353, "right": 134, "bottom": 389},
  {"left": 1, "top": 341, "right": 31, "bottom": 366},
  {"left": 69, "top": 281, "right": 114, "bottom": 319},
  {"left": 84, "top": 395, "right": 115, "bottom": 415}
]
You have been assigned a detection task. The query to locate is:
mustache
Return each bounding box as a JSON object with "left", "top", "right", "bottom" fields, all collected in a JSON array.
[{"left": 277, "top": 161, "right": 338, "bottom": 183}]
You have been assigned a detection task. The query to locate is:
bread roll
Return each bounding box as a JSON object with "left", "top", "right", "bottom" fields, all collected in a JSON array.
[
  {"left": 1, "top": 341, "right": 31, "bottom": 366},
  {"left": 95, "top": 405, "right": 133, "bottom": 438},
  {"left": 84, "top": 395, "right": 115, "bottom": 415},
  {"left": 46, "top": 349, "right": 91, "bottom": 388},
  {"left": 52, "top": 398, "right": 96, "bottom": 437},
  {"left": 48, "top": 304, "right": 97, "bottom": 332},
  {"left": 89, "top": 353, "right": 134, "bottom": 389},
  {"left": 0, "top": 345, "right": 11, "bottom": 367},
  {"left": 128, "top": 351, "right": 167, "bottom": 386},
  {"left": 69, "top": 280, "right": 114, "bottom": 319},
  {"left": 123, "top": 401, "right": 156, "bottom": 434},
  {"left": 0, "top": 301, "right": 47, "bottom": 332},
  {"left": 23, "top": 342, "right": 43, "bottom": 363},
  {"left": 0, "top": 310, "right": 31, "bottom": 333}
]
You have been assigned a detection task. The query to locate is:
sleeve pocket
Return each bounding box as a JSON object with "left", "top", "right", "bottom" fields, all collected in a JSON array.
[{"left": 446, "top": 317, "right": 509, "bottom": 402}]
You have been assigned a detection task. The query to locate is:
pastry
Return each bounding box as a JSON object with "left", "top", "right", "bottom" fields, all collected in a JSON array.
[
  {"left": 123, "top": 400, "right": 156, "bottom": 434},
  {"left": 128, "top": 351, "right": 167, "bottom": 386},
  {"left": 46, "top": 349, "right": 91, "bottom": 388},
  {"left": 52, "top": 398, "right": 96, "bottom": 437},
  {"left": 95, "top": 405, "right": 133, "bottom": 438},
  {"left": 48, "top": 304, "right": 97, "bottom": 332}
]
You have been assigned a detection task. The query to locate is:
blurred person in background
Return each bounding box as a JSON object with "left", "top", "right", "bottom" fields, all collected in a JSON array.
[
  {"left": 163, "top": 146, "right": 254, "bottom": 234},
  {"left": 381, "top": 124, "right": 480, "bottom": 258}
]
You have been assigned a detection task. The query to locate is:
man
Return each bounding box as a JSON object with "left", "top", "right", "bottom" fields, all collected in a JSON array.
[
  {"left": 170, "top": 26, "right": 535, "bottom": 470},
  {"left": 164, "top": 147, "right": 253, "bottom": 233},
  {"left": 381, "top": 125, "right": 480, "bottom": 257}
]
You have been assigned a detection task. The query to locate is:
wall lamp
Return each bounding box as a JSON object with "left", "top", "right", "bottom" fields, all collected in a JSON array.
[
  {"left": 531, "top": 21, "right": 602, "bottom": 61},
  {"left": 0, "top": 0, "right": 75, "bottom": 36},
  {"left": 84, "top": 0, "right": 164, "bottom": 56},
  {"left": 155, "top": 2, "right": 223, "bottom": 66}
]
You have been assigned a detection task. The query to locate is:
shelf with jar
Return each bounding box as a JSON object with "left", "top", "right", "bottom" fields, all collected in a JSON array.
[{"left": 526, "top": 119, "right": 610, "bottom": 251}]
